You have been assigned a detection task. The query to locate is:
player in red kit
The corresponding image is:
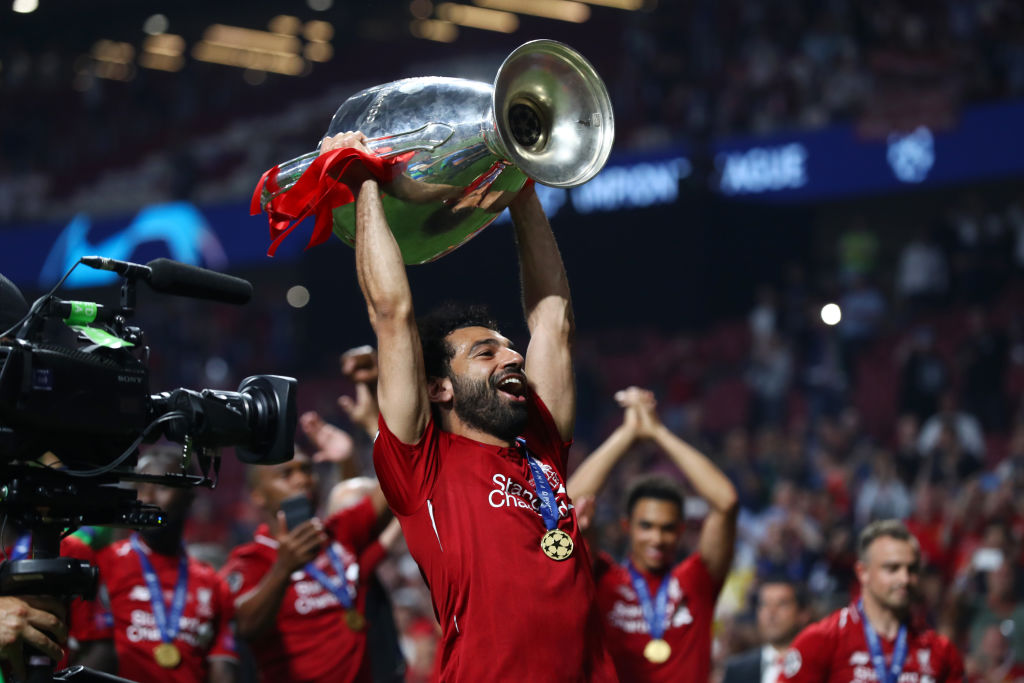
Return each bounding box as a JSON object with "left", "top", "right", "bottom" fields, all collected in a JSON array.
[
  {"left": 778, "top": 519, "right": 965, "bottom": 683},
  {"left": 567, "top": 387, "right": 738, "bottom": 682},
  {"left": 221, "top": 447, "right": 392, "bottom": 683},
  {"left": 79, "top": 449, "right": 238, "bottom": 683},
  {"left": 321, "top": 129, "right": 617, "bottom": 681}
]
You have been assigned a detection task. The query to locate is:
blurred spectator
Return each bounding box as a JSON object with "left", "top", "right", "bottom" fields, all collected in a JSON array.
[
  {"left": 896, "top": 225, "right": 950, "bottom": 311},
  {"left": 899, "top": 326, "right": 950, "bottom": 422},
  {"left": 799, "top": 306, "right": 848, "bottom": 419},
  {"left": 959, "top": 307, "right": 1010, "bottom": 431},
  {"left": 946, "top": 193, "right": 1008, "bottom": 304},
  {"left": 722, "top": 578, "right": 809, "bottom": 683},
  {"left": 837, "top": 275, "right": 887, "bottom": 383},
  {"left": 919, "top": 391, "right": 987, "bottom": 461},
  {"left": 854, "top": 449, "right": 913, "bottom": 528},
  {"left": 955, "top": 554, "right": 1024, "bottom": 665},
  {"left": 749, "top": 284, "right": 780, "bottom": 350},
  {"left": 965, "top": 624, "right": 1024, "bottom": 682},
  {"left": 893, "top": 414, "right": 923, "bottom": 487},
  {"left": 905, "top": 482, "right": 955, "bottom": 578},
  {"left": 838, "top": 219, "right": 879, "bottom": 284},
  {"left": 747, "top": 332, "right": 793, "bottom": 428},
  {"left": 401, "top": 618, "right": 439, "bottom": 683}
]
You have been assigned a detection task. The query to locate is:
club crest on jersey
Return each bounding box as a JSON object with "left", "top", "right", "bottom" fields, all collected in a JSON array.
[
  {"left": 783, "top": 649, "right": 802, "bottom": 678},
  {"left": 918, "top": 649, "right": 932, "bottom": 674},
  {"left": 226, "top": 572, "right": 244, "bottom": 594}
]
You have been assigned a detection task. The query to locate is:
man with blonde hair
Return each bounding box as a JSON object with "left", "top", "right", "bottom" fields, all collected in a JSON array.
[{"left": 778, "top": 519, "right": 964, "bottom": 682}]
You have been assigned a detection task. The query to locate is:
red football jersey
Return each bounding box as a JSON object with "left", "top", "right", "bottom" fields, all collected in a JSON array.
[
  {"left": 220, "top": 498, "right": 377, "bottom": 683},
  {"left": 85, "top": 537, "right": 237, "bottom": 683},
  {"left": 373, "top": 394, "right": 617, "bottom": 682},
  {"left": 595, "top": 552, "right": 722, "bottom": 683},
  {"left": 60, "top": 534, "right": 113, "bottom": 659},
  {"left": 778, "top": 602, "right": 965, "bottom": 683}
]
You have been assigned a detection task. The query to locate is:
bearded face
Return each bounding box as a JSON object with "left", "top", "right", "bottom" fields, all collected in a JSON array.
[{"left": 449, "top": 368, "right": 529, "bottom": 442}]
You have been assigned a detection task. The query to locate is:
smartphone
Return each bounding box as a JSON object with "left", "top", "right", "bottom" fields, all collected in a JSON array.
[
  {"left": 972, "top": 548, "right": 1004, "bottom": 572},
  {"left": 280, "top": 494, "right": 314, "bottom": 530}
]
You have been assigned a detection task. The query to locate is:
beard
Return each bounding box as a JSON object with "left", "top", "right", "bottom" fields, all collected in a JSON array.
[{"left": 450, "top": 371, "right": 529, "bottom": 442}]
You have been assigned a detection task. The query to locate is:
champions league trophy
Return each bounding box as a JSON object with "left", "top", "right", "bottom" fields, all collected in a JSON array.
[{"left": 254, "top": 39, "right": 614, "bottom": 264}]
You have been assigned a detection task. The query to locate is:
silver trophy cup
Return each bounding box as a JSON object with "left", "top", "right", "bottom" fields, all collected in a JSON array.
[{"left": 258, "top": 39, "right": 614, "bottom": 264}]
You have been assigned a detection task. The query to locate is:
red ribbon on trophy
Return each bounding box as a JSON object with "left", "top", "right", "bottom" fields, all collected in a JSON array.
[{"left": 251, "top": 147, "right": 414, "bottom": 257}]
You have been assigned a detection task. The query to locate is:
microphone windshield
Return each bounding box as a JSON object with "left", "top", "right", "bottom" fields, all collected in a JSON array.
[{"left": 146, "top": 259, "right": 253, "bottom": 305}]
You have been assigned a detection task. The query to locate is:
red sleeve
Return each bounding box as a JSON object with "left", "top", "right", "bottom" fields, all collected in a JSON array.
[
  {"left": 207, "top": 577, "right": 239, "bottom": 662},
  {"left": 522, "top": 394, "right": 572, "bottom": 476},
  {"left": 675, "top": 553, "right": 725, "bottom": 604},
  {"left": 358, "top": 540, "right": 386, "bottom": 576},
  {"left": 372, "top": 414, "right": 441, "bottom": 515},
  {"left": 325, "top": 497, "right": 377, "bottom": 553},
  {"left": 61, "top": 538, "right": 113, "bottom": 644},
  {"left": 778, "top": 618, "right": 835, "bottom": 683},
  {"left": 219, "top": 546, "right": 273, "bottom": 607}
]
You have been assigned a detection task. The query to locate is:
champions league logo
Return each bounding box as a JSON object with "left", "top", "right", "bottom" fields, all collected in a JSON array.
[
  {"left": 39, "top": 200, "right": 227, "bottom": 289},
  {"left": 887, "top": 126, "right": 935, "bottom": 184}
]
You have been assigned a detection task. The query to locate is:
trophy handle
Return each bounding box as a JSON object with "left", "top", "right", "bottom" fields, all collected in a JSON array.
[{"left": 260, "top": 122, "right": 455, "bottom": 209}]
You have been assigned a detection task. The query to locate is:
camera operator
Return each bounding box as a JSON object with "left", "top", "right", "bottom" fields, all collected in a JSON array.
[
  {"left": 221, "top": 444, "right": 391, "bottom": 683},
  {"left": 0, "top": 596, "right": 66, "bottom": 681},
  {"left": 73, "top": 447, "right": 238, "bottom": 683}
]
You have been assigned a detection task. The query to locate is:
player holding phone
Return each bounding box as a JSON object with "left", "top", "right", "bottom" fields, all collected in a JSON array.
[{"left": 222, "top": 448, "right": 391, "bottom": 683}]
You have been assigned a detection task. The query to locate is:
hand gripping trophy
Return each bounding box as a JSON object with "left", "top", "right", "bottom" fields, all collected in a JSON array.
[{"left": 252, "top": 39, "right": 614, "bottom": 262}]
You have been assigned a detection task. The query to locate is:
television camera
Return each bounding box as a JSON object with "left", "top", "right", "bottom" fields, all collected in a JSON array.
[{"left": 0, "top": 256, "right": 298, "bottom": 681}]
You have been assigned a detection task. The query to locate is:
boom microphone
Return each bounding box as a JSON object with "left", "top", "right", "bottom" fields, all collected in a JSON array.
[{"left": 146, "top": 258, "right": 253, "bottom": 305}]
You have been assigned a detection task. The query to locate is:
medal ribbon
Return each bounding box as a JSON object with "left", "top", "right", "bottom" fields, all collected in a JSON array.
[
  {"left": 130, "top": 535, "right": 189, "bottom": 645},
  {"left": 304, "top": 544, "right": 355, "bottom": 609},
  {"left": 10, "top": 533, "right": 30, "bottom": 560},
  {"left": 518, "top": 439, "right": 559, "bottom": 531},
  {"left": 856, "top": 599, "right": 908, "bottom": 683},
  {"left": 626, "top": 562, "right": 671, "bottom": 640}
]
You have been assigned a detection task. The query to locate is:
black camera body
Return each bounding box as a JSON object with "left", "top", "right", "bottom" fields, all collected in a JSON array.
[
  {"left": 0, "top": 258, "right": 297, "bottom": 469},
  {"left": 0, "top": 340, "right": 150, "bottom": 465},
  {"left": 0, "top": 257, "right": 299, "bottom": 551}
]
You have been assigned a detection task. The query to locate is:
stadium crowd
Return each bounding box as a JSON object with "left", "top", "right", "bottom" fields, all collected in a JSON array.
[{"left": 2, "top": 0, "right": 1024, "bottom": 221}]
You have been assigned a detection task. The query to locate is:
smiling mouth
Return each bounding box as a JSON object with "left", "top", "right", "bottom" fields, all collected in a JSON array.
[{"left": 495, "top": 374, "right": 528, "bottom": 400}]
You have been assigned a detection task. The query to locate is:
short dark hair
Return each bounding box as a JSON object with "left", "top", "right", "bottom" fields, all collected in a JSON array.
[
  {"left": 624, "top": 474, "right": 685, "bottom": 517},
  {"left": 857, "top": 519, "right": 919, "bottom": 562},
  {"left": 757, "top": 574, "right": 808, "bottom": 609},
  {"left": 417, "top": 302, "right": 500, "bottom": 379}
]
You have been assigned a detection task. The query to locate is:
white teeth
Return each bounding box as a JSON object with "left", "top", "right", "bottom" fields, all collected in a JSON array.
[{"left": 498, "top": 376, "right": 523, "bottom": 392}]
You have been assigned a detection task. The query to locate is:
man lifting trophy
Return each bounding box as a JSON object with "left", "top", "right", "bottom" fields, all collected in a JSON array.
[{"left": 254, "top": 40, "right": 619, "bottom": 681}]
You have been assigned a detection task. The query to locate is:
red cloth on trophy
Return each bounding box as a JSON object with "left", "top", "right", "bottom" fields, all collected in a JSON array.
[{"left": 251, "top": 147, "right": 414, "bottom": 257}]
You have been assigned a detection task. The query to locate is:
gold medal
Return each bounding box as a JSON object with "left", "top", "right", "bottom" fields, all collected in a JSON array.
[
  {"left": 154, "top": 642, "right": 182, "bottom": 669},
  {"left": 540, "top": 529, "right": 574, "bottom": 561},
  {"left": 643, "top": 638, "right": 671, "bottom": 664},
  {"left": 344, "top": 609, "right": 366, "bottom": 632}
]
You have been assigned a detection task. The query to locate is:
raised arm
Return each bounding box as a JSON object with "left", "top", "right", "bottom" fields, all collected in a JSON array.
[
  {"left": 637, "top": 400, "right": 739, "bottom": 582},
  {"left": 323, "top": 132, "right": 429, "bottom": 445},
  {"left": 566, "top": 389, "right": 643, "bottom": 501},
  {"left": 508, "top": 183, "right": 575, "bottom": 440}
]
